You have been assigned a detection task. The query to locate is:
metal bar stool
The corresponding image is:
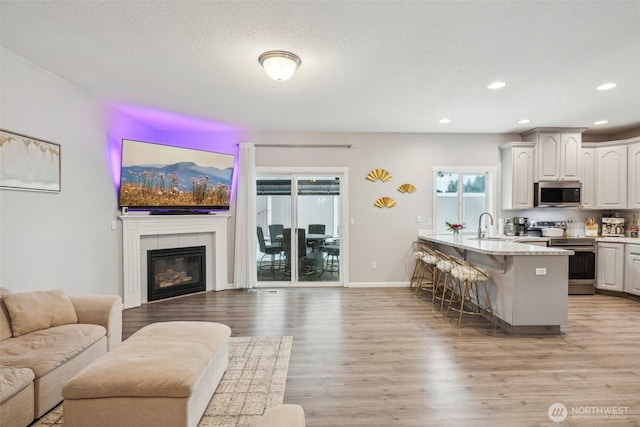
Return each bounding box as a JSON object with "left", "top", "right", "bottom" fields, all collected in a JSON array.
[
  {"left": 433, "top": 250, "right": 458, "bottom": 311},
  {"left": 446, "top": 258, "right": 496, "bottom": 328},
  {"left": 411, "top": 242, "right": 436, "bottom": 296}
]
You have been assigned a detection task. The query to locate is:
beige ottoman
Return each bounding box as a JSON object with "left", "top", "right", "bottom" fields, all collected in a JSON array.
[
  {"left": 62, "top": 321, "right": 231, "bottom": 427},
  {"left": 258, "top": 404, "right": 306, "bottom": 427}
]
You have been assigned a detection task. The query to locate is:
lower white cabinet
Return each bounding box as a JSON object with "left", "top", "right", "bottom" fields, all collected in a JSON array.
[
  {"left": 625, "top": 244, "right": 640, "bottom": 296},
  {"left": 597, "top": 242, "right": 625, "bottom": 291}
]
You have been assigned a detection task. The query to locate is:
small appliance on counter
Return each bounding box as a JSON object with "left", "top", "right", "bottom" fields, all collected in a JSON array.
[
  {"left": 601, "top": 215, "right": 625, "bottom": 237},
  {"left": 513, "top": 216, "right": 528, "bottom": 236}
]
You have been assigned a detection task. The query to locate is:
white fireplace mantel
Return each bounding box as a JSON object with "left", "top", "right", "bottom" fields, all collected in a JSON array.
[{"left": 119, "top": 214, "right": 229, "bottom": 309}]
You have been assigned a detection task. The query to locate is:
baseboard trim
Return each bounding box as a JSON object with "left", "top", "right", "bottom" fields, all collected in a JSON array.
[
  {"left": 347, "top": 282, "right": 410, "bottom": 288},
  {"left": 596, "top": 289, "right": 640, "bottom": 303}
]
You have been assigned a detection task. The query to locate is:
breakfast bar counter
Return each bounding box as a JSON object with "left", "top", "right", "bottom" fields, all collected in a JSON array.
[{"left": 418, "top": 233, "right": 573, "bottom": 334}]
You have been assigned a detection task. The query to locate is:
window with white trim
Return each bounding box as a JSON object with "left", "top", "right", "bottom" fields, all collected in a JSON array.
[{"left": 433, "top": 167, "right": 496, "bottom": 235}]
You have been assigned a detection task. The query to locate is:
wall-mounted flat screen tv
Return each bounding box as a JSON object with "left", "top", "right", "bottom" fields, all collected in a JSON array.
[{"left": 118, "top": 139, "right": 235, "bottom": 212}]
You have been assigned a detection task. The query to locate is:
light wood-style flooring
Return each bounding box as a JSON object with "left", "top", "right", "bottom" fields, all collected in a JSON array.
[{"left": 122, "top": 288, "right": 640, "bottom": 426}]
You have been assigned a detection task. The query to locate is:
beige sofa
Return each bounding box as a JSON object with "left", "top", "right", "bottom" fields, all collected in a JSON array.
[{"left": 0, "top": 288, "right": 122, "bottom": 427}]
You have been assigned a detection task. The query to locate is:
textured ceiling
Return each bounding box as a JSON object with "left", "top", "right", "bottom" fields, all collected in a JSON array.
[{"left": 1, "top": 1, "right": 639, "bottom": 135}]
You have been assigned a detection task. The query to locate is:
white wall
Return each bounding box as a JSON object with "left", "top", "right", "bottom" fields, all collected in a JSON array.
[
  {"left": 252, "top": 132, "right": 518, "bottom": 285},
  {"left": 0, "top": 48, "right": 120, "bottom": 295}
]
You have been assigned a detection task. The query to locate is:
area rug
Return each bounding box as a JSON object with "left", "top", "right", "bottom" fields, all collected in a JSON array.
[{"left": 33, "top": 336, "right": 293, "bottom": 427}]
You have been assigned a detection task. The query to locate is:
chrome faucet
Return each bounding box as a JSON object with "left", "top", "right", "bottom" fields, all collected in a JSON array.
[{"left": 477, "top": 212, "right": 494, "bottom": 239}]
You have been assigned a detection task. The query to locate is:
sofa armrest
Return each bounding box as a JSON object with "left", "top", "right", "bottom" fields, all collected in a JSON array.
[{"left": 69, "top": 295, "right": 122, "bottom": 350}]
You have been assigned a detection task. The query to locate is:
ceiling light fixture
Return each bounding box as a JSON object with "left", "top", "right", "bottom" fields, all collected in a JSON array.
[
  {"left": 439, "top": 118, "right": 451, "bottom": 124},
  {"left": 596, "top": 82, "right": 617, "bottom": 91},
  {"left": 487, "top": 81, "right": 506, "bottom": 90},
  {"left": 517, "top": 119, "right": 531, "bottom": 124},
  {"left": 258, "top": 50, "right": 301, "bottom": 81},
  {"left": 594, "top": 120, "right": 608, "bottom": 125}
]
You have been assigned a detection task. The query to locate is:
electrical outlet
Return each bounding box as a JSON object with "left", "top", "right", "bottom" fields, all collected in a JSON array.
[
  {"left": 427, "top": 217, "right": 433, "bottom": 226},
  {"left": 371, "top": 261, "right": 377, "bottom": 270},
  {"left": 535, "top": 268, "right": 547, "bottom": 276},
  {"left": 111, "top": 220, "right": 117, "bottom": 230}
]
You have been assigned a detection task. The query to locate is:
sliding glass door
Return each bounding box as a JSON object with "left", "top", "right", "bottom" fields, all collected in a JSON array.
[{"left": 256, "top": 171, "right": 344, "bottom": 286}]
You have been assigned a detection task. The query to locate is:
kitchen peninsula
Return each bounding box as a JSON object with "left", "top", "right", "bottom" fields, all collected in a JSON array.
[{"left": 418, "top": 233, "right": 573, "bottom": 334}]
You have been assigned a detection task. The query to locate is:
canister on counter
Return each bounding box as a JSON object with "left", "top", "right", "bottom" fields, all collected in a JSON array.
[{"left": 585, "top": 218, "right": 598, "bottom": 237}]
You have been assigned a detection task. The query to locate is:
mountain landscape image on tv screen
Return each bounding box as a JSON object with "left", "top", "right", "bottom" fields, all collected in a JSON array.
[{"left": 119, "top": 139, "right": 235, "bottom": 211}]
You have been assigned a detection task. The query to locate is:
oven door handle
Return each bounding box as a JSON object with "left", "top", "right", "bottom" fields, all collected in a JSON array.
[{"left": 554, "top": 247, "right": 596, "bottom": 252}]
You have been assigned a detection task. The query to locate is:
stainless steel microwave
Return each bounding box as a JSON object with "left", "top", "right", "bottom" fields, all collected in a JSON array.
[{"left": 534, "top": 181, "right": 582, "bottom": 207}]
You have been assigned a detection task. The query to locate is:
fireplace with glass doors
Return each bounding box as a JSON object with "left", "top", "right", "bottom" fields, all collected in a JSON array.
[{"left": 147, "top": 246, "right": 206, "bottom": 301}]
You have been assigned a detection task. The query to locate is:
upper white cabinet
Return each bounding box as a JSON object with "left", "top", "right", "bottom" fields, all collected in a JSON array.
[
  {"left": 559, "top": 133, "right": 581, "bottom": 180},
  {"left": 578, "top": 145, "right": 596, "bottom": 209},
  {"left": 627, "top": 140, "right": 640, "bottom": 209},
  {"left": 595, "top": 145, "right": 627, "bottom": 209},
  {"left": 500, "top": 142, "right": 535, "bottom": 210},
  {"left": 522, "top": 129, "right": 583, "bottom": 181},
  {"left": 597, "top": 242, "right": 625, "bottom": 292},
  {"left": 625, "top": 244, "right": 640, "bottom": 296}
]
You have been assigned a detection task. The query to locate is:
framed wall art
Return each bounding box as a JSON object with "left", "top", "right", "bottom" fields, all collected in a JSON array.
[{"left": 0, "top": 129, "right": 61, "bottom": 192}]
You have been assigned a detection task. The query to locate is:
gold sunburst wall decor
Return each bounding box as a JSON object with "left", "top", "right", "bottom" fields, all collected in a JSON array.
[
  {"left": 366, "top": 168, "right": 392, "bottom": 182},
  {"left": 374, "top": 197, "right": 397, "bottom": 208},
  {"left": 397, "top": 183, "right": 417, "bottom": 194}
]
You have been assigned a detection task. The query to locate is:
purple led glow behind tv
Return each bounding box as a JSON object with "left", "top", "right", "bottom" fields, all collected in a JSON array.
[
  {"left": 107, "top": 104, "right": 242, "bottom": 212},
  {"left": 118, "top": 139, "right": 236, "bottom": 211}
]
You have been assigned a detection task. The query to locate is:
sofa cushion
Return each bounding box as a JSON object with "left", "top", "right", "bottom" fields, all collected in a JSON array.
[
  {"left": 0, "top": 288, "right": 13, "bottom": 341},
  {"left": 0, "top": 365, "right": 35, "bottom": 403},
  {"left": 0, "top": 323, "right": 105, "bottom": 378},
  {"left": 3, "top": 289, "right": 78, "bottom": 337}
]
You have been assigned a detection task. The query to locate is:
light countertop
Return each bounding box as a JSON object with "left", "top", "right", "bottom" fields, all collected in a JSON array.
[
  {"left": 417, "top": 233, "right": 573, "bottom": 256},
  {"left": 595, "top": 237, "right": 640, "bottom": 244}
]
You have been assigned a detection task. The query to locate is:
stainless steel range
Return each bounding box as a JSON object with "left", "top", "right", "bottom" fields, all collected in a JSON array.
[{"left": 529, "top": 221, "right": 596, "bottom": 295}]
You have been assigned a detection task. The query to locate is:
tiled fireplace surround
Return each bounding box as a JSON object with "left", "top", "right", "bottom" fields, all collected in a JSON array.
[{"left": 119, "top": 214, "right": 229, "bottom": 309}]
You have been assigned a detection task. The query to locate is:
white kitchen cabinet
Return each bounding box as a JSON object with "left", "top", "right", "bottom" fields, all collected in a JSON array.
[
  {"left": 500, "top": 142, "right": 535, "bottom": 210},
  {"left": 625, "top": 244, "right": 640, "bottom": 296},
  {"left": 595, "top": 145, "right": 627, "bottom": 209},
  {"left": 627, "top": 140, "right": 640, "bottom": 209},
  {"left": 522, "top": 130, "right": 582, "bottom": 181},
  {"left": 597, "top": 242, "right": 625, "bottom": 292},
  {"left": 579, "top": 145, "right": 596, "bottom": 209},
  {"left": 559, "top": 133, "right": 581, "bottom": 180}
]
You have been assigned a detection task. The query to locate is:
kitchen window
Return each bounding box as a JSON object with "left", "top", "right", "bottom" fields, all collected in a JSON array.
[{"left": 433, "top": 167, "right": 497, "bottom": 235}]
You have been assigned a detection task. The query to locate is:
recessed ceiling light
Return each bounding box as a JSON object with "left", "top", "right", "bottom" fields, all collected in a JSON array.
[
  {"left": 596, "top": 82, "right": 617, "bottom": 91},
  {"left": 517, "top": 119, "right": 531, "bottom": 124},
  {"left": 594, "top": 120, "right": 608, "bottom": 125},
  {"left": 439, "top": 118, "right": 451, "bottom": 124},
  {"left": 487, "top": 81, "right": 506, "bottom": 90}
]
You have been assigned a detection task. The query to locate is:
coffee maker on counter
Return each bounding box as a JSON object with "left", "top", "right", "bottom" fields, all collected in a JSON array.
[
  {"left": 513, "top": 216, "right": 528, "bottom": 236},
  {"left": 602, "top": 215, "right": 625, "bottom": 237}
]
